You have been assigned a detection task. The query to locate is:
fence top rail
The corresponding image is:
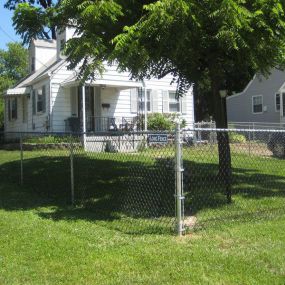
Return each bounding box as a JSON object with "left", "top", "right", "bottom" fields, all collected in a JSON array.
[
  {"left": 184, "top": 127, "right": 285, "bottom": 133},
  {"left": 228, "top": 121, "right": 285, "bottom": 125},
  {"left": 0, "top": 130, "right": 176, "bottom": 136},
  {"left": 2, "top": 128, "right": 285, "bottom": 136}
]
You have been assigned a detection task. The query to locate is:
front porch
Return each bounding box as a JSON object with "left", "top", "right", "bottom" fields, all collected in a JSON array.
[
  {"left": 62, "top": 82, "right": 147, "bottom": 134},
  {"left": 65, "top": 116, "right": 140, "bottom": 133}
]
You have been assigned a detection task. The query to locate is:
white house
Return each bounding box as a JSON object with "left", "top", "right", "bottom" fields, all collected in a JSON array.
[{"left": 4, "top": 28, "right": 194, "bottom": 139}]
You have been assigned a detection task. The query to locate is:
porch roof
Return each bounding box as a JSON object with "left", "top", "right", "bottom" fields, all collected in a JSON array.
[
  {"left": 60, "top": 74, "right": 143, "bottom": 89},
  {"left": 4, "top": 87, "right": 31, "bottom": 97}
]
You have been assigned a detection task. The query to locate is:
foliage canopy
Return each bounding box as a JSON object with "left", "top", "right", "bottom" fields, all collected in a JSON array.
[
  {"left": 0, "top": 43, "right": 28, "bottom": 129},
  {"left": 60, "top": 0, "right": 285, "bottom": 104},
  {"left": 5, "top": 0, "right": 60, "bottom": 44}
]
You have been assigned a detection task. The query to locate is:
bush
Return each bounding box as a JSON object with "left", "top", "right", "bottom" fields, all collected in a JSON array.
[
  {"left": 23, "top": 135, "right": 79, "bottom": 144},
  {"left": 138, "top": 113, "right": 186, "bottom": 131},
  {"left": 229, "top": 132, "right": 247, "bottom": 143}
]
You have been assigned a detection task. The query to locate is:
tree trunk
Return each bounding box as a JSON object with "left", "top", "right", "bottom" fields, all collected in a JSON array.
[{"left": 212, "top": 85, "right": 232, "bottom": 203}]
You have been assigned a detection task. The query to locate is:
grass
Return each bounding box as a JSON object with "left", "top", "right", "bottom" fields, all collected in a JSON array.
[{"left": 0, "top": 146, "right": 285, "bottom": 284}]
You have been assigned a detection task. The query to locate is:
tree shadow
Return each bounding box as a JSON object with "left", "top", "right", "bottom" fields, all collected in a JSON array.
[
  {"left": 1, "top": 151, "right": 285, "bottom": 234},
  {"left": 0, "top": 153, "right": 176, "bottom": 235},
  {"left": 182, "top": 159, "right": 285, "bottom": 222}
]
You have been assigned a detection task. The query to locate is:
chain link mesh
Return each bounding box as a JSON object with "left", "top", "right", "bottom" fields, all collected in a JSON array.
[
  {"left": 182, "top": 128, "right": 285, "bottom": 231},
  {"left": 1, "top": 128, "right": 285, "bottom": 235}
]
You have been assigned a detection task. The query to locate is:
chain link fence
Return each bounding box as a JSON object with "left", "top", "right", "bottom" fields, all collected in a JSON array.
[{"left": 1, "top": 125, "right": 285, "bottom": 235}]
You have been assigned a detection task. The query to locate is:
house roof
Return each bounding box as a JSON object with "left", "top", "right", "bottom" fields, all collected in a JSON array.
[
  {"left": 60, "top": 73, "right": 144, "bottom": 89},
  {"left": 5, "top": 87, "right": 31, "bottom": 96},
  {"left": 5, "top": 57, "right": 65, "bottom": 96}
]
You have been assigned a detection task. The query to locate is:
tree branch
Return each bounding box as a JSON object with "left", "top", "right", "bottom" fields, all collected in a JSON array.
[
  {"left": 157, "top": 68, "right": 177, "bottom": 79},
  {"left": 42, "top": 30, "right": 51, "bottom": 39},
  {"left": 38, "top": 0, "right": 48, "bottom": 9}
]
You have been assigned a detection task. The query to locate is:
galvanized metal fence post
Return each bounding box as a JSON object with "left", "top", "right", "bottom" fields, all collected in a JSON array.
[
  {"left": 20, "top": 133, "right": 23, "bottom": 185},
  {"left": 70, "top": 136, "right": 75, "bottom": 205},
  {"left": 248, "top": 125, "right": 251, "bottom": 156},
  {"left": 175, "top": 119, "right": 184, "bottom": 236}
]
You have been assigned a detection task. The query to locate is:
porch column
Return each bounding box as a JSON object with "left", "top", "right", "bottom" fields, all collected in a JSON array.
[
  {"left": 143, "top": 85, "right": 147, "bottom": 131},
  {"left": 82, "top": 85, "right": 86, "bottom": 149}
]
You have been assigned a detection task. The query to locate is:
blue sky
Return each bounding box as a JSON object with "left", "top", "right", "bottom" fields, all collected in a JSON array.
[{"left": 0, "top": 3, "right": 21, "bottom": 50}]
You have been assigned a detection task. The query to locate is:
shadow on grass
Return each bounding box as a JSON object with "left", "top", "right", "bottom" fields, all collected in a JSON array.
[{"left": 0, "top": 152, "right": 285, "bottom": 234}]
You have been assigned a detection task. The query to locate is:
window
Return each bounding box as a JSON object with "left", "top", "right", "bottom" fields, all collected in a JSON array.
[
  {"left": 252, "top": 95, "right": 263, "bottom": 114},
  {"left": 33, "top": 86, "right": 46, "bottom": 114},
  {"left": 169, "top": 91, "right": 180, "bottom": 112},
  {"left": 275, "top": 93, "right": 280, "bottom": 111},
  {"left": 8, "top": 98, "right": 17, "bottom": 121},
  {"left": 37, "top": 89, "right": 44, "bottom": 113},
  {"left": 31, "top": 57, "right": 35, "bottom": 72},
  {"left": 138, "top": 90, "right": 151, "bottom": 112},
  {"left": 22, "top": 97, "right": 27, "bottom": 123},
  {"left": 60, "top": 39, "right": 65, "bottom": 51}
]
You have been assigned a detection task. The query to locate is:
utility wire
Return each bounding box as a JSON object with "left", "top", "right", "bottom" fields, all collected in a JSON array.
[{"left": 0, "top": 24, "right": 52, "bottom": 69}]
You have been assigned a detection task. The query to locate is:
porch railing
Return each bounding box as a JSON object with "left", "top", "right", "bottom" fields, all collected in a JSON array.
[{"left": 87, "top": 116, "right": 139, "bottom": 132}]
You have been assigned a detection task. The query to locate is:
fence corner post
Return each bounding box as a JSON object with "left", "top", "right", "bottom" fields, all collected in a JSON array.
[
  {"left": 20, "top": 133, "right": 23, "bottom": 186},
  {"left": 175, "top": 118, "right": 184, "bottom": 236},
  {"left": 70, "top": 136, "right": 75, "bottom": 206}
]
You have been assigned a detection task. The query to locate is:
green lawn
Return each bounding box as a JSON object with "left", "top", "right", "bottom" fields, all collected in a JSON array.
[{"left": 0, "top": 147, "right": 285, "bottom": 285}]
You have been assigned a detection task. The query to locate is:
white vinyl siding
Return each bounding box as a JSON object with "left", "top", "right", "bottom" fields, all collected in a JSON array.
[{"left": 252, "top": 95, "right": 263, "bottom": 114}]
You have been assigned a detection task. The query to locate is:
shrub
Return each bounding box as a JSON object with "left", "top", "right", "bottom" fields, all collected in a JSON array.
[
  {"left": 138, "top": 113, "right": 186, "bottom": 131},
  {"left": 23, "top": 135, "right": 79, "bottom": 144},
  {"left": 229, "top": 132, "right": 247, "bottom": 143}
]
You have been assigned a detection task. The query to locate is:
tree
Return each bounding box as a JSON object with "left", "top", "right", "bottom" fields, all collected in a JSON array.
[
  {"left": 0, "top": 43, "right": 28, "bottom": 129},
  {"left": 59, "top": 0, "right": 285, "bottom": 202},
  {"left": 4, "top": 0, "right": 61, "bottom": 44}
]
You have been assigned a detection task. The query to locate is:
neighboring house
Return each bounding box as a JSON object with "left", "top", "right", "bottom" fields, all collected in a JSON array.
[
  {"left": 227, "top": 69, "right": 285, "bottom": 125},
  {"left": 4, "top": 27, "right": 194, "bottom": 138}
]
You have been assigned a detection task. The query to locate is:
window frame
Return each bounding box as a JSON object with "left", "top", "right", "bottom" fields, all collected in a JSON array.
[
  {"left": 35, "top": 86, "right": 46, "bottom": 115},
  {"left": 168, "top": 91, "right": 180, "bottom": 113},
  {"left": 60, "top": 39, "right": 66, "bottom": 52},
  {"left": 36, "top": 89, "right": 44, "bottom": 114},
  {"left": 252, "top": 95, "right": 263, "bottom": 114},
  {"left": 31, "top": 57, "right": 35, "bottom": 72},
  {"left": 138, "top": 89, "right": 151, "bottom": 112},
  {"left": 8, "top": 97, "right": 18, "bottom": 121},
  {"left": 22, "top": 97, "right": 27, "bottom": 123},
  {"left": 275, "top": 93, "right": 281, "bottom": 112}
]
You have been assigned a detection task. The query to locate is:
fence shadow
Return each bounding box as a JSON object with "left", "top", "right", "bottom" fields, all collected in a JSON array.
[
  {"left": 1, "top": 153, "right": 285, "bottom": 234},
  {"left": 0, "top": 154, "right": 176, "bottom": 235},
  {"left": 183, "top": 160, "right": 285, "bottom": 220}
]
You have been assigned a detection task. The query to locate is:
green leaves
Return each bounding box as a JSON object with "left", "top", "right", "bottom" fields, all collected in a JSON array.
[
  {"left": 5, "top": 0, "right": 59, "bottom": 43},
  {"left": 58, "top": 0, "right": 285, "bottom": 98},
  {"left": 0, "top": 42, "right": 28, "bottom": 129}
]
